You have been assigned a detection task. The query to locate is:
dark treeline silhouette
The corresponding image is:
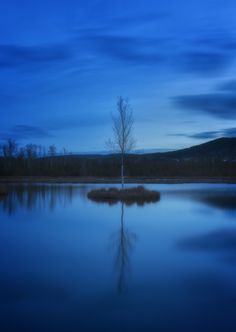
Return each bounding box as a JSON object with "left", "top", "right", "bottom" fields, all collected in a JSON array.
[{"left": 0, "top": 137, "right": 236, "bottom": 177}]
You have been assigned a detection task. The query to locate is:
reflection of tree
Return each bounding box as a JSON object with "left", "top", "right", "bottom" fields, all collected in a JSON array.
[
  {"left": 111, "top": 203, "right": 137, "bottom": 293},
  {"left": 0, "top": 185, "right": 85, "bottom": 216}
]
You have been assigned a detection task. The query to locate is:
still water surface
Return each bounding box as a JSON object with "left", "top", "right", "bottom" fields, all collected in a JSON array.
[{"left": 0, "top": 183, "right": 236, "bottom": 331}]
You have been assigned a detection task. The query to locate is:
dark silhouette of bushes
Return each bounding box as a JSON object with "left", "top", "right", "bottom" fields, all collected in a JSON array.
[{"left": 87, "top": 186, "right": 160, "bottom": 205}]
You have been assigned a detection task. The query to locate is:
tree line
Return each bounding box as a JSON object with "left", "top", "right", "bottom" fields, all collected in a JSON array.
[
  {"left": 0, "top": 142, "right": 235, "bottom": 177},
  {"left": 0, "top": 138, "right": 69, "bottom": 176},
  {"left": 0, "top": 97, "right": 235, "bottom": 178}
]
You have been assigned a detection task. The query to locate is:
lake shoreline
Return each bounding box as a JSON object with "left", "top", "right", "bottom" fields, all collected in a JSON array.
[{"left": 0, "top": 176, "right": 236, "bottom": 184}]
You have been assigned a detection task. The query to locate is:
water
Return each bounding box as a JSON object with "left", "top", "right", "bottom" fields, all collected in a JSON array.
[{"left": 0, "top": 183, "right": 236, "bottom": 332}]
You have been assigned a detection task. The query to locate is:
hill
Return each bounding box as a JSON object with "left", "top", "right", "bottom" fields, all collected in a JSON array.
[{"left": 144, "top": 138, "right": 236, "bottom": 161}]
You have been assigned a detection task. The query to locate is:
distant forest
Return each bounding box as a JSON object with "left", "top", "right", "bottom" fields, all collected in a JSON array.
[{"left": 0, "top": 138, "right": 236, "bottom": 177}]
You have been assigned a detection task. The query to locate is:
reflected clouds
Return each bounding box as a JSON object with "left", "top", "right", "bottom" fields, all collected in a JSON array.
[
  {"left": 178, "top": 229, "right": 236, "bottom": 252},
  {"left": 164, "top": 188, "right": 236, "bottom": 211}
]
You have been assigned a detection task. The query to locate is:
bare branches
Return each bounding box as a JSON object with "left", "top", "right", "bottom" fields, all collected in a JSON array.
[
  {"left": 2, "top": 139, "right": 18, "bottom": 158},
  {"left": 109, "top": 96, "right": 135, "bottom": 154},
  {"left": 107, "top": 96, "right": 135, "bottom": 187}
]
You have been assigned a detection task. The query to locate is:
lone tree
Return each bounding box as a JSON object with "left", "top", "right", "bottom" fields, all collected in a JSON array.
[{"left": 108, "top": 97, "right": 135, "bottom": 188}]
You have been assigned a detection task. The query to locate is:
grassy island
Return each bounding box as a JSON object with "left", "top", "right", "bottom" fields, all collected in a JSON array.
[{"left": 87, "top": 186, "right": 160, "bottom": 205}]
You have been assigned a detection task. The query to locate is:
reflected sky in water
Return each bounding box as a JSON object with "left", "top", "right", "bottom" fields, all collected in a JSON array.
[{"left": 0, "top": 183, "right": 236, "bottom": 332}]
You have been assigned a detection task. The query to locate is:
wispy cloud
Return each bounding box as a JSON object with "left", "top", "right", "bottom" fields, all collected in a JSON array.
[
  {"left": 192, "top": 34, "right": 236, "bottom": 51},
  {"left": 0, "top": 44, "right": 73, "bottom": 68},
  {"left": 75, "top": 21, "right": 236, "bottom": 75},
  {"left": 0, "top": 125, "right": 52, "bottom": 141},
  {"left": 173, "top": 93, "right": 236, "bottom": 119},
  {"left": 78, "top": 30, "right": 166, "bottom": 66},
  {"left": 169, "top": 127, "right": 236, "bottom": 140},
  {"left": 179, "top": 51, "right": 232, "bottom": 74},
  {"left": 218, "top": 79, "right": 236, "bottom": 92}
]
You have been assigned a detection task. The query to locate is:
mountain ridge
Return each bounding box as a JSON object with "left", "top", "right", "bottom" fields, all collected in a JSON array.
[
  {"left": 69, "top": 137, "right": 236, "bottom": 161},
  {"left": 143, "top": 137, "right": 236, "bottom": 161}
]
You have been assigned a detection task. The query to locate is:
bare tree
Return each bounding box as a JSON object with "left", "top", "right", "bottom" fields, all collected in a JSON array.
[
  {"left": 24, "top": 144, "right": 38, "bottom": 174},
  {"left": 2, "top": 139, "right": 18, "bottom": 158},
  {"left": 25, "top": 144, "right": 38, "bottom": 160},
  {"left": 48, "top": 145, "right": 57, "bottom": 157},
  {"left": 1, "top": 139, "right": 18, "bottom": 171},
  {"left": 107, "top": 97, "right": 135, "bottom": 188},
  {"left": 48, "top": 145, "right": 57, "bottom": 171}
]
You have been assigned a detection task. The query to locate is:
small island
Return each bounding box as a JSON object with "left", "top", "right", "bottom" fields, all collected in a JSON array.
[{"left": 87, "top": 186, "right": 160, "bottom": 205}]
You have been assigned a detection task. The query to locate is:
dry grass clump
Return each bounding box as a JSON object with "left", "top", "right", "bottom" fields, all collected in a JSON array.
[{"left": 87, "top": 186, "right": 160, "bottom": 205}]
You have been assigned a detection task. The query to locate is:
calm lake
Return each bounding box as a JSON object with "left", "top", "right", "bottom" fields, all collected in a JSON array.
[{"left": 1, "top": 183, "right": 236, "bottom": 331}]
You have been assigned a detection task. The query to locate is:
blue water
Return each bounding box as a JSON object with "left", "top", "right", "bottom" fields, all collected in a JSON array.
[{"left": 0, "top": 183, "right": 236, "bottom": 331}]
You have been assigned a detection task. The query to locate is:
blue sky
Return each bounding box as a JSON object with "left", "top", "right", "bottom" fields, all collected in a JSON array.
[{"left": 1, "top": 0, "right": 236, "bottom": 152}]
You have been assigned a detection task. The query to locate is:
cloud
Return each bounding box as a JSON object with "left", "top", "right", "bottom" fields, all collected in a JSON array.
[
  {"left": 49, "top": 114, "right": 108, "bottom": 131},
  {"left": 192, "top": 35, "right": 236, "bottom": 51},
  {"left": 180, "top": 51, "right": 232, "bottom": 74},
  {"left": 187, "top": 131, "right": 219, "bottom": 140},
  {"left": 218, "top": 80, "right": 236, "bottom": 92},
  {"left": 0, "top": 125, "right": 52, "bottom": 141},
  {"left": 173, "top": 93, "right": 236, "bottom": 119},
  {"left": 177, "top": 33, "right": 236, "bottom": 75},
  {"left": 222, "top": 127, "right": 236, "bottom": 137},
  {"left": 13, "top": 125, "right": 52, "bottom": 139},
  {"left": 82, "top": 33, "right": 165, "bottom": 65},
  {"left": 0, "top": 44, "right": 73, "bottom": 68},
  {"left": 169, "top": 127, "right": 236, "bottom": 140},
  {"left": 79, "top": 33, "right": 234, "bottom": 74},
  {"left": 75, "top": 19, "right": 236, "bottom": 74},
  {"left": 0, "top": 115, "right": 108, "bottom": 144},
  {"left": 168, "top": 131, "right": 219, "bottom": 140}
]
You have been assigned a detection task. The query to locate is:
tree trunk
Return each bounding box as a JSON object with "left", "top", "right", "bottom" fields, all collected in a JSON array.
[{"left": 121, "top": 155, "right": 124, "bottom": 189}]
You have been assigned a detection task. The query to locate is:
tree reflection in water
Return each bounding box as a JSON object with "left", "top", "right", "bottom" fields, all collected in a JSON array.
[
  {"left": 0, "top": 185, "right": 86, "bottom": 216},
  {"left": 110, "top": 203, "right": 137, "bottom": 294}
]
